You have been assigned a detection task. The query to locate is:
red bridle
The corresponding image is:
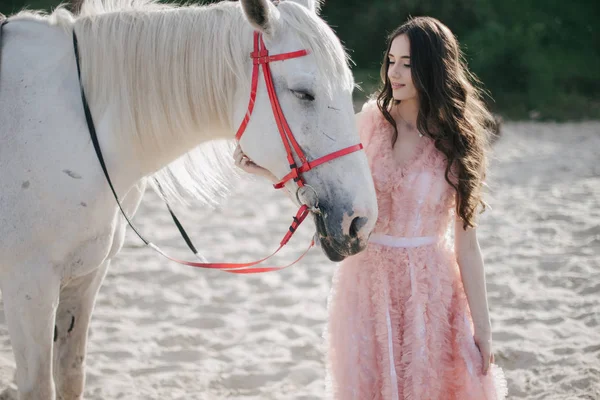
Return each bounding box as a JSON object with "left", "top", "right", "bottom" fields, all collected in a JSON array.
[
  {"left": 235, "top": 32, "right": 363, "bottom": 191},
  {"left": 159, "top": 31, "right": 364, "bottom": 273}
]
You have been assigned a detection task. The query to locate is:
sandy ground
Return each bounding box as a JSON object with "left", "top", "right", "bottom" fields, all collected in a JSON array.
[{"left": 1, "top": 121, "right": 599, "bottom": 399}]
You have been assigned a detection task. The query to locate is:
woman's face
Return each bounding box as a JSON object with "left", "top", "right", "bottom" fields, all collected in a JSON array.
[{"left": 387, "top": 34, "right": 418, "bottom": 102}]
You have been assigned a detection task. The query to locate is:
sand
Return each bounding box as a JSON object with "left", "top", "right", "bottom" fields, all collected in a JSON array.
[{"left": 1, "top": 121, "right": 599, "bottom": 399}]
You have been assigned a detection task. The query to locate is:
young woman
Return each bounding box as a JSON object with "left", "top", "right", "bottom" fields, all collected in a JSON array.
[{"left": 234, "top": 16, "right": 507, "bottom": 400}]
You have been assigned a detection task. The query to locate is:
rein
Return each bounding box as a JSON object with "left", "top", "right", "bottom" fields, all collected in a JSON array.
[{"left": 72, "top": 29, "right": 363, "bottom": 273}]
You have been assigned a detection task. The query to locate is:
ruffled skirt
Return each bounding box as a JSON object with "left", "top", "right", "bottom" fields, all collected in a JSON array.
[{"left": 325, "top": 240, "right": 507, "bottom": 400}]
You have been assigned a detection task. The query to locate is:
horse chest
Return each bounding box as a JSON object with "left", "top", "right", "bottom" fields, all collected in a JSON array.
[{"left": 58, "top": 223, "right": 123, "bottom": 283}]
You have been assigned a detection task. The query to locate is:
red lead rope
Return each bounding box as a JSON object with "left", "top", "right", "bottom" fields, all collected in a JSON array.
[{"left": 149, "top": 205, "right": 314, "bottom": 274}]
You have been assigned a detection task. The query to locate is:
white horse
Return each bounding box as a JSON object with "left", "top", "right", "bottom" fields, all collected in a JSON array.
[{"left": 0, "top": 0, "right": 377, "bottom": 398}]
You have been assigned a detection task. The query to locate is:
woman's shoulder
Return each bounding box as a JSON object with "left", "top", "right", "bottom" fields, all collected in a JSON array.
[
  {"left": 358, "top": 99, "right": 380, "bottom": 117},
  {"left": 357, "top": 99, "right": 386, "bottom": 130},
  {"left": 355, "top": 100, "right": 383, "bottom": 146}
]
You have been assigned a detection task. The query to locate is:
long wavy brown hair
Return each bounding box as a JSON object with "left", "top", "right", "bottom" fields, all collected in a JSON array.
[{"left": 376, "top": 16, "right": 495, "bottom": 229}]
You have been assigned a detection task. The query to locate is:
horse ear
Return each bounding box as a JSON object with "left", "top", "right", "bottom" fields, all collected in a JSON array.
[
  {"left": 240, "top": 0, "right": 280, "bottom": 36},
  {"left": 287, "top": 0, "right": 323, "bottom": 14}
]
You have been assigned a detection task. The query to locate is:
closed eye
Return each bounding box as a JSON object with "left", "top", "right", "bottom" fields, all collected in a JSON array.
[{"left": 290, "top": 89, "right": 315, "bottom": 102}]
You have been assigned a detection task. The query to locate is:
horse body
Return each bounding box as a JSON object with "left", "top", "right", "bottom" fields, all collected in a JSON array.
[
  {"left": 1, "top": 19, "right": 123, "bottom": 270},
  {"left": 0, "top": 20, "right": 148, "bottom": 399},
  {"left": 0, "top": 0, "right": 377, "bottom": 398}
]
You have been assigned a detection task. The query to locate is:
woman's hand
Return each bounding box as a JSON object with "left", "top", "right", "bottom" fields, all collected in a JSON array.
[
  {"left": 233, "top": 144, "right": 278, "bottom": 183},
  {"left": 473, "top": 326, "right": 494, "bottom": 375}
]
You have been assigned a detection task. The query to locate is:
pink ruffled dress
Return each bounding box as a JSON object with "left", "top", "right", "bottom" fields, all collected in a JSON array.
[{"left": 325, "top": 102, "right": 507, "bottom": 400}]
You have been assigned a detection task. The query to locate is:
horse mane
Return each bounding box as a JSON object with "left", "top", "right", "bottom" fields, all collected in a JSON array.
[{"left": 12, "top": 0, "right": 354, "bottom": 208}]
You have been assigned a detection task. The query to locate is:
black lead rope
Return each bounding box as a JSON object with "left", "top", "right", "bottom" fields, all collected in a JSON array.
[
  {"left": 155, "top": 182, "right": 200, "bottom": 255},
  {"left": 72, "top": 31, "right": 149, "bottom": 246},
  {"left": 72, "top": 30, "right": 200, "bottom": 256}
]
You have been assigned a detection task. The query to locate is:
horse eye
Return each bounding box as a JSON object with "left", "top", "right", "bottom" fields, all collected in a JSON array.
[{"left": 291, "top": 89, "right": 315, "bottom": 102}]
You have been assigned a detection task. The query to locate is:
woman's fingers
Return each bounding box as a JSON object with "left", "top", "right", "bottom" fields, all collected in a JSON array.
[
  {"left": 233, "top": 144, "right": 270, "bottom": 178},
  {"left": 474, "top": 335, "right": 492, "bottom": 375}
]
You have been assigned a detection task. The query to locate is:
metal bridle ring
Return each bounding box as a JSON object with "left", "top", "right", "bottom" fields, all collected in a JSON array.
[{"left": 295, "top": 184, "right": 321, "bottom": 214}]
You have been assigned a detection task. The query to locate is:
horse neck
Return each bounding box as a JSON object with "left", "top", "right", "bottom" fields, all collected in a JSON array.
[{"left": 75, "top": 5, "right": 252, "bottom": 177}]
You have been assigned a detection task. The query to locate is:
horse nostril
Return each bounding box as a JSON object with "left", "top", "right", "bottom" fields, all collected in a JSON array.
[{"left": 349, "top": 216, "right": 367, "bottom": 239}]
